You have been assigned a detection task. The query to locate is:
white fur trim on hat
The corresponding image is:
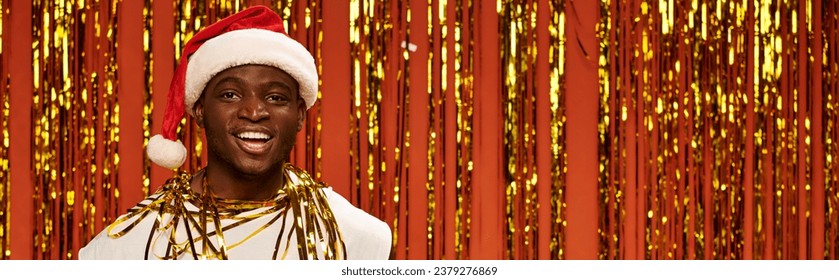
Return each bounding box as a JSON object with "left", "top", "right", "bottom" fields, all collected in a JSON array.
[
  {"left": 146, "top": 134, "right": 187, "bottom": 170},
  {"left": 184, "top": 28, "right": 318, "bottom": 115}
]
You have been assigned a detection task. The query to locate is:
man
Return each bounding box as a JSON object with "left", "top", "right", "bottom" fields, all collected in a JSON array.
[{"left": 79, "top": 6, "right": 392, "bottom": 260}]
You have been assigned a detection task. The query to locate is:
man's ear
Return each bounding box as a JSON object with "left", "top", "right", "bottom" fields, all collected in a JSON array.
[
  {"left": 296, "top": 99, "right": 306, "bottom": 131},
  {"left": 194, "top": 99, "right": 205, "bottom": 128}
]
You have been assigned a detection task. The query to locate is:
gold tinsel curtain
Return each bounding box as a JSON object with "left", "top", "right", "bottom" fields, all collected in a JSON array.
[{"left": 0, "top": 0, "right": 836, "bottom": 260}]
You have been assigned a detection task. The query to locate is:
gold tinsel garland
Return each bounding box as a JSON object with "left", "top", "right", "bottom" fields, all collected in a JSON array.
[{"left": 104, "top": 164, "right": 346, "bottom": 260}]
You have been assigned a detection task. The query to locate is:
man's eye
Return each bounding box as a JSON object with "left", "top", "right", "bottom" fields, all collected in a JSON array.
[
  {"left": 267, "top": 95, "right": 287, "bottom": 102},
  {"left": 221, "top": 92, "right": 237, "bottom": 99}
]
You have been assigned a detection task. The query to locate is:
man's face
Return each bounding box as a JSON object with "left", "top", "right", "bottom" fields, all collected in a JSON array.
[{"left": 193, "top": 64, "right": 305, "bottom": 177}]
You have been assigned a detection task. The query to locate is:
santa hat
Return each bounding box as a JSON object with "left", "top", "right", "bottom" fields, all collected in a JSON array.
[{"left": 147, "top": 5, "right": 318, "bottom": 169}]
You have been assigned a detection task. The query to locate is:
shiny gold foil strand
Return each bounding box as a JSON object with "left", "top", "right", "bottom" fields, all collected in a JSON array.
[
  {"left": 762, "top": 0, "right": 783, "bottom": 259},
  {"left": 82, "top": 0, "right": 95, "bottom": 258},
  {"left": 435, "top": 0, "right": 447, "bottom": 259},
  {"left": 360, "top": 0, "right": 371, "bottom": 215},
  {"left": 393, "top": 0, "right": 413, "bottom": 258},
  {"left": 142, "top": 0, "right": 153, "bottom": 196},
  {"left": 789, "top": 0, "right": 803, "bottom": 259},
  {"left": 805, "top": 0, "right": 819, "bottom": 259},
  {"left": 348, "top": 0, "right": 365, "bottom": 225},
  {"left": 0, "top": 86, "right": 7, "bottom": 259},
  {"left": 827, "top": 0, "right": 839, "bottom": 259},
  {"left": 367, "top": 0, "right": 391, "bottom": 236},
  {"left": 530, "top": 0, "right": 541, "bottom": 259},
  {"left": 686, "top": 0, "right": 698, "bottom": 259},
  {"left": 104, "top": 0, "right": 121, "bottom": 238},
  {"left": 829, "top": 0, "right": 839, "bottom": 259},
  {"left": 309, "top": 0, "right": 324, "bottom": 181},
  {"left": 499, "top": 0, "right": 513, "bottom": 258},
  {"left": 366, "top": 0, "right": 383, "bottom": 217},
  {"left": 695, "top": 0, "right": 710, "bottom": 259},
  {"left": 650, "top": 0, "right": 662, "bottom": 259},
  {"left": 451, "top": 0, "right": 474, "bottom": 260},
  {"left": 595, "top": 0, "right": 610, "bottom": 259},
  {"left": 784, "top": 0, "right": 799, "bottom": 259},
  {"left": 791, "top": 0, "right": 806, "bottom": 258},
  {"left": 380, "top": 0, "right": 397, "bottom": 255},
  {"left": 549, "top": 0, "right": 566, "bottom": 260},
  {"left": 683, "top": 0, "right": 697, "bottom": 260},
  {"left": 467, "top": 0, "right": 478, "bottom": 259},
  {"left": 31, "top": 0, "right": 59, "bottom": 259},
  {"left": 76, "top": 0, "right": 88, "bottom": 257},
  {"left": 364, "top": 0, "right": 374, "bottom": 213},
  {"left": 753, "top": 0, "right": 770, "bottom": 258},
  {"left": 424, "top": 0, "right": 437, "bottom": 259},
  {"left": 648, "top": 0, "right": 662, "bottom": 259},
  {"left": 509, "top": 0, "right": 523, "bottom": 259},
  {"left": 675, "top": 0, "right": 695, "bottom": 260},
  {"left": 79, "top": 0, "right": 96, "bottom": 257},
  {"left": 818, "top": 0, "right": 831, "bottom": 259},
  {"left": 502, "top": 0, "right": 539, "bottom": 259},
  {"left": 761, "top": 0, "right": 785, "bottom": 259},
  {"left": 757, "top": 0, "right": 775, "bottom": 258},
  {"left": 651, "top": 0, "right": 661, "bottom": 259},
  {"left": 698, "top": 0, "right": 711, "bottom": 258},
  {"left": 754, "top": 1, "right": 784, "bottom": 259},
  {"left": 662, "top": 0, "right": 691, "bottom": 260},
  {"left": 689, "top": 0, "right": 709, "bottom": 259},
  {"left": 453, "top": 0, "right": 462, "bottom": 259},
  {"left": 525, "top": 0, "right": 538, "bottom": 259},
  {"left": 641, "top": 0, "right": 666, "bottom": 259},
  {"left": 31, "top": 0, "right": 45, "bottom": 258},
  {"left": 0, "top": 0, "right": 10, "bottom": 260},
  {"left": 800, "top": 0, "right": 814, "bottom": 259},
  {"left": 510, "top": 0, "right": 530, "bottom": 259},
  {"left": 451, "top": 0, "right": 461, "bottom": 259},
  {"left": 724, "top": 0, "right": 747, "bottom": 259},
  {"left": 86, "top": 0, "right": 122, "bottom": 259}
]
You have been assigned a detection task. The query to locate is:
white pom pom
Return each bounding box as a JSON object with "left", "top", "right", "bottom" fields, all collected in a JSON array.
[{"left": 146, "top": 134, "right": 187, "bottom": 169}]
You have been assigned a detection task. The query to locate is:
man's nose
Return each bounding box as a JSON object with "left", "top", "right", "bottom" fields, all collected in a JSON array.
[{"left": 238, "top": 95, "right": 269, "bottom": 121}]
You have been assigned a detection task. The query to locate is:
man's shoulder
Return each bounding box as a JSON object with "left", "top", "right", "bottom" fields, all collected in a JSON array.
[
  {"left": 319, "top": 187, "right": 392, "bottom": 259},
  {"left": 79, "top": 209, "right": 158, "bottom": 260},
  {"left": 79, "top": 187, "right": 177, "bottom": 260},
  {"left": 320, "top": 187, "right": 387, "bottom": 228}
]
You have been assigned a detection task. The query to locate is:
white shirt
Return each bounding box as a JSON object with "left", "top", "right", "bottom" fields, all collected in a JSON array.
[{"left": 79, "top": 182, "right": 391, "bottom": 260}]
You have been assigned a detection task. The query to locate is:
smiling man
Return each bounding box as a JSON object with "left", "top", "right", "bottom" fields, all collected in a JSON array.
[{"left": 79, "top": 6, "right": 392, "bottom": 260}]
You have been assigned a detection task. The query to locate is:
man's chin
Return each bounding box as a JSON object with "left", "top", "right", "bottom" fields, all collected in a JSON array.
[{"left": 234, "top": 160, "right": 286, "bottom": 177}]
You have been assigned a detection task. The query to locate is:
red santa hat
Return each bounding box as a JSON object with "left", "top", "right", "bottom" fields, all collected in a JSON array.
[{"left": 147, "top": 5, "right": 318, "bottom": 169}]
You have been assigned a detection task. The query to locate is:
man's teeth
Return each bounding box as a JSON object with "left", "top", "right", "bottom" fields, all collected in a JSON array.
[{"left": 237, "top": 131, "right": 270, "bottom": 140}]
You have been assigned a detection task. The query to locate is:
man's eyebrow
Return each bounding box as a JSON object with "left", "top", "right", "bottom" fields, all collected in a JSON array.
[
  {"left": 263, "top": 81, "right": 293, "bottom": 92},
  {"left": 212, "top": 76, "right": 245, "bottom": 87}
]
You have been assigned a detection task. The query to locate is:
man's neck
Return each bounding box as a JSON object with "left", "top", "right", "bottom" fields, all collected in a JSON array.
[{"left": 193, "top": 163, "right": 286, "bottom": 201}]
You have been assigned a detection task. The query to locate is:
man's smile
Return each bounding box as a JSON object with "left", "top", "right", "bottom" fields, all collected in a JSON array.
[{"left": 232, "top": 129, "right": 274, "bottom": 155}]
